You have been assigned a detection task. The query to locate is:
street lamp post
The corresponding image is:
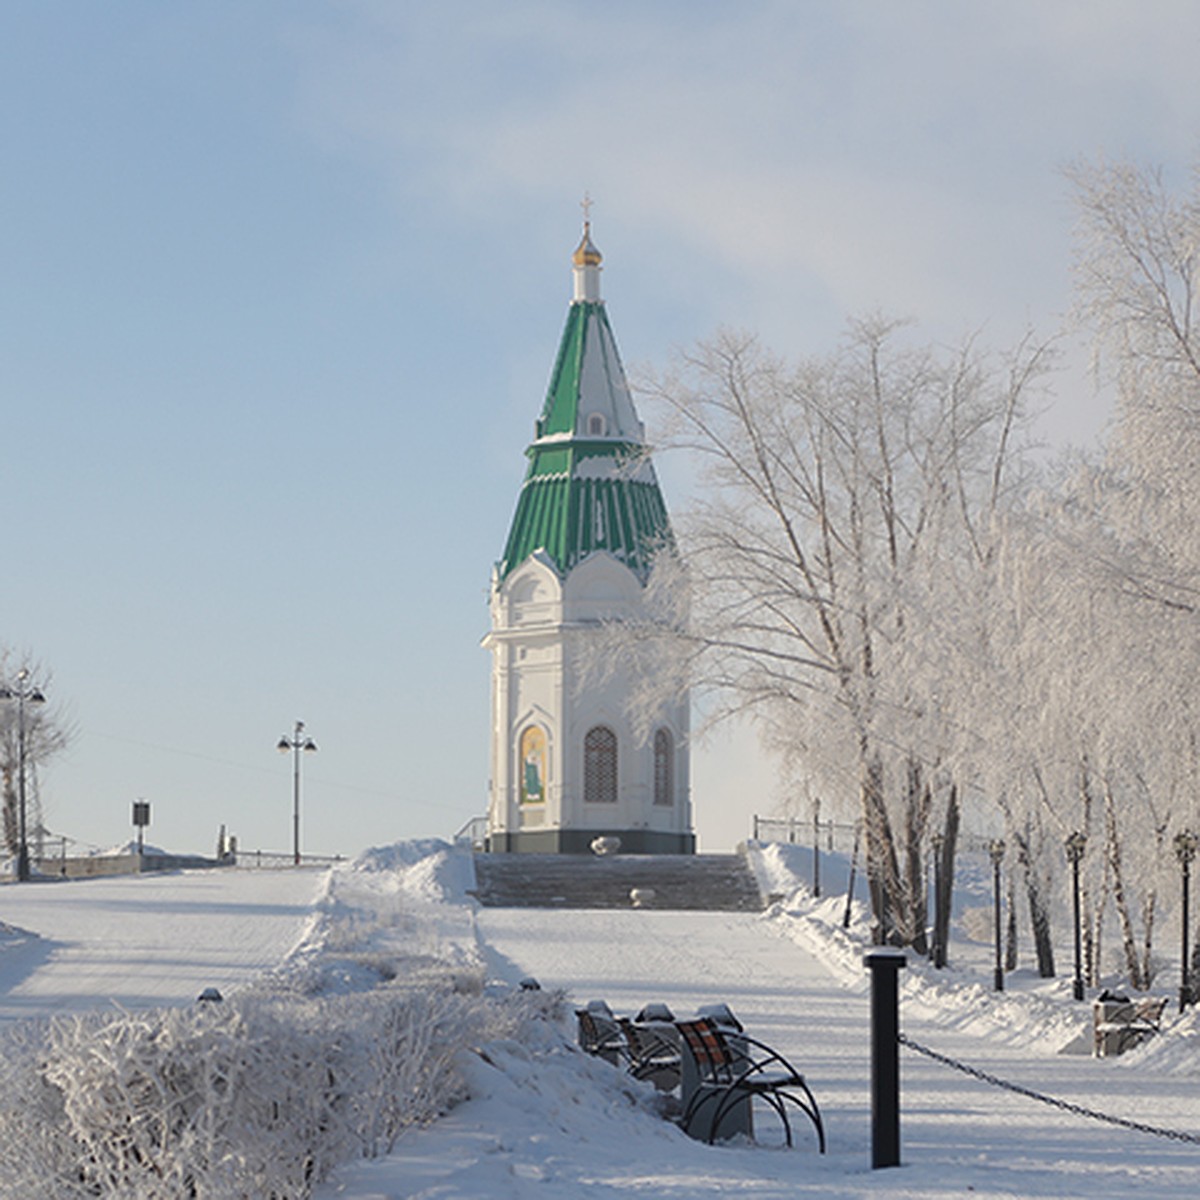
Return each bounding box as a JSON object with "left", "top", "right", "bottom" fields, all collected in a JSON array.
[
  {"left": 812, "top": 796, "right": 821, "bottom": 898},
  {"left": 989, "top": 839, "right": 1006, "bottom": 991},
  {"left": 277, "top": 721, "right": 317, "bottom": 866},
  {"left": 0, "top": 670, "right": 46, "bottom": 883},
  {"left": 930, "top": 832, "right": 945, "bottom": 965},
  {"left": 1065, "top": 831, "right": 1088, "bottom": 1002},
  {"left": 1174, "top": 830, "right": 1198, "bottom": 1013}
]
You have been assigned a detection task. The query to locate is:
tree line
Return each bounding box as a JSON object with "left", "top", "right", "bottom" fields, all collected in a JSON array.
[{"left": 617, "top": 158, "right": 1200, "bottom": 993}]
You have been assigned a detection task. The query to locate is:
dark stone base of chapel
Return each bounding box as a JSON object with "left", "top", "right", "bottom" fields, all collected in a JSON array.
[{"left": 485, "top": 828, "right": 695, "bottom": 855}]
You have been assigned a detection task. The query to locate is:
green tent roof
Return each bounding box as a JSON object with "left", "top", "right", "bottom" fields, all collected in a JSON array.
[{"left": 498, "top": 296, "right": 673, "bottom": 583}]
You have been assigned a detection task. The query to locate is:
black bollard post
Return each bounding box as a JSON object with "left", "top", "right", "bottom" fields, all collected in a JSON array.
[{"left": 865, "top": 948, "right": 907, "bottom": 1169}]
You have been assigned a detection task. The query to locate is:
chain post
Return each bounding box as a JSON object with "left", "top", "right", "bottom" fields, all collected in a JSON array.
[{"left": 865, "top": 948, "right": 907, "bottom": 1168}]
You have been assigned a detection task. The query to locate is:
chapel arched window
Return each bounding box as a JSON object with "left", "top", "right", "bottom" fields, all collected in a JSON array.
[{"left": 584, "top": 725, "right": 617, "bottom": 804}]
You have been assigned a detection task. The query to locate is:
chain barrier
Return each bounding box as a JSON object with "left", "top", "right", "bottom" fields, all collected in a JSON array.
[{"left": 898, "top": 1032, "right": 1200, "bottom": 1145}]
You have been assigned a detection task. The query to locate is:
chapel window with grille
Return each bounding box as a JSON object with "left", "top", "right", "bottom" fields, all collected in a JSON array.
[
  {"left": 653, "top": 728, "right": 673, "bottom": 806},
  {"left": 584, "top": 726, "right": 618, "bottom": 804}
]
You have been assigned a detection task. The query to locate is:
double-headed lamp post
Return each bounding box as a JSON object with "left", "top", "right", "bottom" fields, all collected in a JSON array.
[
  {"left": 1065, "top": 831, "right": 1088, "bottom": 1002},
  {"left": 1174, "top": 830, "right": 1198, "bottom": 1013},
  {"left": 0, "top": 670, "right": 46, "bottom": 883},
  {"left": 989, "top": 839, "right": 1006, "bottom": 991},
  {"left": 277, "top": 721, "right": 317, "bottom": 866}
]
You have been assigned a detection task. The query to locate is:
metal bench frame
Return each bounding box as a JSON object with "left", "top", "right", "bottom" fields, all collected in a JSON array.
[
  {"left": 675, "top": 1017, "right": 825, "bottom": 1151},
  {"left": 1093, "top": 995, "right": 1168, "bottom": 1057}
]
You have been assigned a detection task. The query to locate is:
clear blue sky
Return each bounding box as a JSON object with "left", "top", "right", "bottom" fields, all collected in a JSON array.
[{"left": 2, "top": 2, "right": 1196, "bottom": 859}]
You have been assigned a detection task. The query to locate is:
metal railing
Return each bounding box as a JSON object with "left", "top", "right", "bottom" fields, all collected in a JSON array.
[
  {"left": 752, "top": 814, "right": 994, "bottom": 856},
  {"left": 234, "top": 850, "right": 347, "bottom": 869},
  {"left": 454, "top": 816, "right": 488, "bottom": 851}
]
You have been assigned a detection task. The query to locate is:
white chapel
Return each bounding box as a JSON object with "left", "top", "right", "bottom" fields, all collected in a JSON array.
[{"left": 482, "top": 220, "right": 693, "bottom": 855}]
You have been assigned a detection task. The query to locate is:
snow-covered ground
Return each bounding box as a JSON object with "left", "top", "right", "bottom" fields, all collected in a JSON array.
[
  {"left": 2, "top": 843, "right": 1199, "bottom": 1198},
  {"left": 0, "top": 866, "right": 322, "bottom": 1022}
]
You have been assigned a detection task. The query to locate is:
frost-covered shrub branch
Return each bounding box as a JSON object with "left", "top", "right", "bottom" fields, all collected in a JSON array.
[{"left": 0, "top": 978, "right": 562, "bottom": 1198}]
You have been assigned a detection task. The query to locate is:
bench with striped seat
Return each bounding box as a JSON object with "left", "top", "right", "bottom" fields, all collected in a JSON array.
[{"left": 675, "top": 1017, "right": 825, "bottom": 1151}]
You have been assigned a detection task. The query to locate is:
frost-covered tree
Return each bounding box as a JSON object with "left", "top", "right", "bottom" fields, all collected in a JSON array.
[
  {"left": 0, "top": 654, "right": 72, "bottom": 866},
  {"left": 1061, "top": 158, "right": 1200, "bottom": 986},
  {"left": 631, "top": 318, "right": 1045, "bottom": 947}
]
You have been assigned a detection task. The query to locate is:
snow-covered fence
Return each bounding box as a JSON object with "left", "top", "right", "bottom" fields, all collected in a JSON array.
[
  {"left": 43, "top": 852, "right": 230, "bottom": 880},
  {"left": 753, "top": 816, "right": 858, "bottom": 854},
  {"left": 0, "top": 979, "right": 562, "bottom": 1198},
  {"left": 753, "top": 816, "right": 994, "bottom": 857}
]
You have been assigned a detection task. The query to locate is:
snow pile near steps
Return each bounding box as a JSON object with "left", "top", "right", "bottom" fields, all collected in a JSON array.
[{"left": 272, "top": 838, "right": 481, "bottom": 998}]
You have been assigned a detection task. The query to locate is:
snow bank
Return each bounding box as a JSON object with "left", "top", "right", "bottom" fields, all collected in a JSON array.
[
  {"left": 350, "top": 837, "right": 477, "bottom": 904},
  {"left": 96, "top": 840, "right": 171, "bottom": 857},
  {"left": 1126, "top": 1004, "right": 1200, "bottom": 1075},
  {"left": 0, "top": 919, "right": 45, "bottom": 994},
  {"left": 322, "top": 1033, "right": 689, "bottom": 1200},
  {"left": 746, "top": 842, "right": 1193, "bottom": 1061}
]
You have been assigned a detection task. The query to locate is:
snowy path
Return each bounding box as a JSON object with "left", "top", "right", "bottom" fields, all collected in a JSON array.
[
  {"left": 2, "top": 850, "right": 1197, "bottom": 1198},
  {"left": 0, "top": 868, "right": 322, "bottom": 1023},
  {"left": 476, "top": 905, "right": 870, "bottom": 1145},
  {"left": 325, "top": 901, "right": 1200, "bottom": 1199}
]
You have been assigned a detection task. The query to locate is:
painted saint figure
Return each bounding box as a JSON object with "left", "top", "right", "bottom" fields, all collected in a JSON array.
[{"left": 520, "top": 727, "right": 546, "bottom": 804}]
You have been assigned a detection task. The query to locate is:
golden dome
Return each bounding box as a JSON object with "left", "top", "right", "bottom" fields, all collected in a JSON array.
[{"left": 572, "top": 222, "right": 602, "bottom": 267}]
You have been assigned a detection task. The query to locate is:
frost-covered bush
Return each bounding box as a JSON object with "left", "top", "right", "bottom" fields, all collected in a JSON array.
[{"left": 0, "top": 980, "right": 562, "bottom": 1199}]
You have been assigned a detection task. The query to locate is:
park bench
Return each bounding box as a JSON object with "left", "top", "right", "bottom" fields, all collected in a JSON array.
[
  {"left": 675, "top": 1017, "right": 825, "bottom": 1151},
  {"left": 575, "top": 1000, "right": 627, "bottom": 1066},
  {"left": 1092, "top": 993, "right": 1168, "bottom": 1057},
  {"left": 618, "top": 1016, "right": 682, "bottom": 1091},
  {"left": 576, "top": 1000, "right": 681, "bottom": 1089},
  {"left": 576, "top": 1000, "right": 824, "bottom": 1150}
]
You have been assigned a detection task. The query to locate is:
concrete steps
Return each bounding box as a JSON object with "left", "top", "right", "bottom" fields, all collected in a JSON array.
[{"left": 472, "top": 852, "right": 764, "bottom": 912}]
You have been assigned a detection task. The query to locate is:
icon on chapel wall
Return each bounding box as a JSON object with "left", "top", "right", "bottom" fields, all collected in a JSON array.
[{"left": 520, "top": 726, "right": 547, "bottom": 804}]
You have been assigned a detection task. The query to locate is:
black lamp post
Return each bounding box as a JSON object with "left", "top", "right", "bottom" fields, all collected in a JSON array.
[
  {"left": 812, "top": 796, "right": 821, "bottom": 898},
  {"left": 989, "top": 839, "right": 1006, "bottom": 991},
  {"left": 1064, "top": 831, "right": 1087, "bottom": 1002},
  {"left": 0, "top": 670, "right": 46, "bottom": 883},
  {"left": 930, "top": 832, "right": 944, "bottom": 964},
  {"left": 277, "top": 720, "right": 317, "bottom": 866},
  {"left": 1174, "top": 830, "right": 1198, "bottom": 1013}
]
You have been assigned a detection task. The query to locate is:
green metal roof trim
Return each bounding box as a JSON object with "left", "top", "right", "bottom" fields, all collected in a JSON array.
[{"left": 498, "top": 457, "right": 673, "bottom": 582}]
